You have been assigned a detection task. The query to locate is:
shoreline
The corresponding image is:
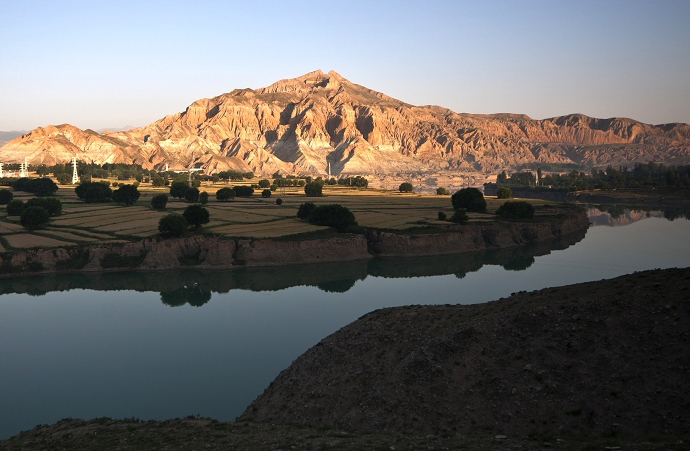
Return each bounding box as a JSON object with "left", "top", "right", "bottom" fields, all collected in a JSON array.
[{"left": 0, "top": 209, "right": 589, "bottom": 279}]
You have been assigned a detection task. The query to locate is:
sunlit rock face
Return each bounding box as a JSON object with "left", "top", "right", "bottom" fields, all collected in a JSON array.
[{"left": 2, "top": 70, "right": 689, "bottom": 175}]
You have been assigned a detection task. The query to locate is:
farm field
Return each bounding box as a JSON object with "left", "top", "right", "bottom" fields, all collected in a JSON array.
[{"left": 0, "top": 178, "right": 551, "bottom": 251}]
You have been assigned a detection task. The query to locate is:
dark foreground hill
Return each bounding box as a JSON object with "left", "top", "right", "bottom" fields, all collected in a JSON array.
[{"left": 2, "top": 268, "right": 689, "bottom": 451}]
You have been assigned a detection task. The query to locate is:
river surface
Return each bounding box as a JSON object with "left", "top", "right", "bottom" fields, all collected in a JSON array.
[{"left": 1, "top": 211, "right": 689, "bottom": 439}]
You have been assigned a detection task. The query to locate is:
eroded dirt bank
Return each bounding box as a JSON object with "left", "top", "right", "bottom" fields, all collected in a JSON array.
[
  {"left": 241, "top": 267, "right": 690, "bottom": 438},
  {"left": 0, "top": 209, "right": 589, "bottom": 277}
]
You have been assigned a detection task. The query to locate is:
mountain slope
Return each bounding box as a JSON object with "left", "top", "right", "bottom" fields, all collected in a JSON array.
[{"left": 2, "top": 70, "right": 689, "bottom": 175}]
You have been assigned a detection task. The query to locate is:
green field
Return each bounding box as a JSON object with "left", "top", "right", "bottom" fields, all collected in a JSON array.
[{"left": 0, "top": 179, "right": 553, "bottom": 251}]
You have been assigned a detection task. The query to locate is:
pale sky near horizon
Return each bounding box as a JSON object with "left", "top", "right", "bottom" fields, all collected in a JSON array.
[{"left": 1, "top": 0, "right": 689, "bottom": 131}]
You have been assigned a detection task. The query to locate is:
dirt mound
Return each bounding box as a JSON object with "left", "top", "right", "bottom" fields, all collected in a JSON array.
[{"left": 241, "top": 267, "right": 690, "bottom": 439}]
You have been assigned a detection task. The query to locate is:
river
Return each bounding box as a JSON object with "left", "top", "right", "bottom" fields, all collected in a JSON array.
[{"left": 0, "top": 209, "right": 689, "bottom": 439}]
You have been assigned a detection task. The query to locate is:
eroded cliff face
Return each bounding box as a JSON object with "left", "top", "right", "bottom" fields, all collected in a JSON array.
[
  {"left": 0, "top": 210, "right": 588, "bottom": 277},
  {"left": 1, "top": 70, "right": 689, "bottom": 175}
]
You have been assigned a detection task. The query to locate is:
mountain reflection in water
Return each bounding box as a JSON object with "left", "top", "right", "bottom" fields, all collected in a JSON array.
[{"left": 0, "top": 229, "right": 587, "bottom": 302}]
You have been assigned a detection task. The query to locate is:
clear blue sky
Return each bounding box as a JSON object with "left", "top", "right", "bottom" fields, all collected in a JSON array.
[{"left": 1, "top": 0, "right": 689, "bottom": 131}]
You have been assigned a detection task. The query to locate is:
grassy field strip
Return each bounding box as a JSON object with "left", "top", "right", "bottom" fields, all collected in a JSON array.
[
  {"left": 97, "top": 217, "right": 163, "bottom": 232},
  {"left": 33, "top": 230, "right": 100, "bottom": 242},
  {"left": 52, "top": 210, "right": 155, "bottom": 225},
  {"left": 210, "top": 219, "right": 325, "bottom": 236},
  {"left": 0, "top": 221, "right": 24, "bottom": 233},
  {"left": 0, "top": 242, "right": 5, "bottom": 252},
  {"left": 61, "top": 205, "right": 123, "bottom": 214},
  {"left": 54, "top": 211, "right": 165, "bottom": 228},
  {"left": 4, "top": 234, "right": 76, "bottom": 249},
  {"left": 228, "top": 207, "right": 289, "bottom": 216},
  {"left": 46, "top": 228, "right": 116, "bottom": 239},
  {"left": 58, "top": 206, "right": 150, "bottom": 219}
]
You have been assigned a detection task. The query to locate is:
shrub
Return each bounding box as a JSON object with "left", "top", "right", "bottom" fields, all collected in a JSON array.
[
  {"left": 450, "top": 209, "right": 469, "bottom": 223},
  {"left": 170, "top": 181, "right": 189, "bottom": 199},
  {"left": 261, "top": 189, "right": 271, "bottom": 198},
  {"left": 183, "top": 204, "right": 210, "bottom": 230},
  {"left": 438, "top": 211, "right": 447, "bottom": 220},
  {"left": 0, "top": 189, "right": 13, "bottom": 204},
  {"left": 75, "top": 182, "right": 112, "bottom": 203},
  {"left": 151, "top": 193, "right": 168, "bottom": 210},
  {"left": 56, "top": 174, "right": 71, "bottom": 185},
  {"left": 399, "top": 182, "right": 414, "bottom": 192},
  {"left": 11, "top": 177, "right": 58, "bottom": 196},
  {"left": 436, "top": 187, "right": 449, "bottom": 195},
  {"left": 112, "top": 184, "right": 140, "bottom": 206},
  {"left": 216, "top": 187, "right": 234, "bottom": 201},
  {"left": 297, "top": 202, "right": 316, "bottom": 220},
  {"left": 199, "top": 191, "right": 208, "bottom": 205},
  {"left": 184, "top": 187, "right": 200, "bottom": 202},
  {"left": 20, "top": 206, "right": 50, "bottom": 230},
  {"left": 158, "top": 214, "right": 188, "bottom": 237},
  {"left": 496, "top": 201, "right": 535, "bottom": 219},
  {"left": 304, "top": 181, "right": 323, "bottom": 197},
  {"left": 307, "top": 204, "right": 357, "bottom": 232},
  {"left": 233, "top": 186, "right": 254, "bottom": 197},
  {"left": 258, "top": 179, "right": 271, "bottom": 188},
  {"left": 6, "top": 199, "right": 24, "bottom": 215},
  {"left": 276, "top": 198, "right": 283, "bottom": 205},
  {"left": 451, "top": 187, "right": 486, "bottom": 212},
  {"left": 270, "top": 184, "right": 278, "bottom": 192},
  {"left": 25, "top": 197, "right": 62, "bottom": 216},
  {"left": 151, "top": 176, "right": 165, "bottom": 187},
  {"left": 190, "top": 179, "right": 201, "bottom": 188},
  {"left": 497, "top": 187, "right": 512, "bottom": 199}
]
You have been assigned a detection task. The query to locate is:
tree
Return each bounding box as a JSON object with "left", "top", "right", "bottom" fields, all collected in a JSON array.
[
  {"left": 262, "top": 189, "right": 271, "bottom": 198},
  {"left": 258, "top": 179, "right": 271, "bottom": 188},
  {"left": 158, "top": 213, "right": 188, "bottom": 237},
  {"left": 56, "top": 173, "right": 71, "bottom": 185},
  {"left": 183, "top": 204, "right": 210, "bottom": 230},
  {"left": 276, "top": 198, "right": 283, "bottom": 205},
  {"left": 20, "top": 206, "right": 50, "bottom": 230},
  {"left": 438, "top": 211, "right": 447, "bottom": 220},
  {"left": 304, "top": 181, "right": 323, "bottom": 197},
  {"left": 184, "top": 187, "right": 200, "bottom": 202},
  {"left": 297, "top": 202, "right": 316, "bottom": 220},
  {"left": 307, "top": 204, "right": 357, "bottom": 232},
  {"left": 151, "top": 193, "right": 168, "bottom": 210},
  {"left": 170, "top": 181, "right": 189, "bottom": 199},
  {"left": 233, "top": 186, "right": 254, "bottom": 197},
  {"left": 6, "top": 199, "right": 24, "bottom": 216},
  {"left": 199, "top": 191, "right": 209, "bottom": 205},
  {"left": 450, "top": 209, "right": 468, "bottom": 223},
  {"left": 25, "top": 197, "right": 62, "bottom": 216},
  {"left": 399, "top": 182, "right": 414, "bottom": 192},
  {"left": 151, "top": 176, "right": 165, "bottom": 187},
  {"left": 496, "top": 201, "right": 535, "bottom": 219},
  {"left": 75, "top": 182, "right": 112, "bottom": 203},
  {"left": 113, "top": 184, "right": 140, "bottom": 206},
  {"left": 0, "top": 189, "right": 13, "bottom": 205},
  {"left": 497, "top": 187, "right": 512, "bottom": 199},
  {"left": 436, "top": 187, "right": 449, "bottom": 195},
  {"left": 216, "top": 187, "right": 234, "bottom": 201},
  {"left": 451, "top": 188, "right": 486, "bottom": 212}
]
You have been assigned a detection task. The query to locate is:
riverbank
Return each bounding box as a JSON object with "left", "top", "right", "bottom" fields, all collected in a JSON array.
[
  {"left": 2, "top": 267, "right": 687, "bottom": 450},
  {"left": 0, "top": 207, "right": 589, "bottom": 278}
]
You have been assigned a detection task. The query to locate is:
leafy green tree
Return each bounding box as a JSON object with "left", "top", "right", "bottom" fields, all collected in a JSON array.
[
  {"left": 304, "top": 181, "right": 323, "bottom": 197},
  {"left": 151, "top": 175, "right": 165, "bottom": 186},
  {"left": 399, "top": 182, "right": 414, "bottom": 192},
  {"left": 258, "top": 179, "right": 271, "bottom": 188},
  {"left": 151, "top": 193, "right": 168, "bottom": 210},
  {"left": 199, "top": 191, "right": 209, "bottom": 205},
  {"left": 184, "top": 187, "right": 200, "bottom": 202},
  {"left": 496, "top": 201, "right": 535, "bottom": 219},
  {"left": 261, "top": 189, "right": 272, "bottom": 198},
  {"left": 450, "top": 209, "right": 468, "bottom": 223},
  {"left": 75, "top": 182, "right": 112, "bottom": 203},
  {"left": 233, "top": 186, "right": 254, "bottom": 197},
  {"left": 112, "top": 184, "right": 140, "bottom": 206},
  {"left": 6, "top": 199, "right": 24, "bottom": 216},
  {"left": 297, "top": 202, "right": 316, "bottom": 220},
  {"left": 307, "top": 204, "right": 357, "bottom": 232},
  {"left": 183, "top": 204, "right": 210, "bottom": 230},
  {"left": 276, "top": 198, "right": 283, "bottom": 205},
  {"left": 451, "top": 188, "right": 486, "bottom": 212},
  {"left": 20, "top": 206, "right": 50, "bottom": 230},
  {"left": 497, "top": 187, "right": 512, "bottom": 199},
  {"left": 0, "top": 189, "right": 13, "bottom": 204},
  {"left": 438, "top": 211, "right": 447, "bottom": 220},
  {"left": 216, "top": 187, "right": 234, "bottom": 201},
  {"left": 56, "top": 173, "right": 71, "bottom": 185},
  {"left": 436, "top": 187, "right": 449, "bottom": 195},
  {"left": 25, "top": 197, "right": 62, "bottom": 216},
  {"left": 158, "top": 214, "right": 188, "bottom": 237},
  {"left": 170, "top": 181, "right": 189, "bottom": 199}
]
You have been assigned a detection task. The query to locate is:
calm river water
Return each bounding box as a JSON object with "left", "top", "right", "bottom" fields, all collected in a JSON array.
[{"left": 1, "top": 210, "right": 689, "bottom": 439}]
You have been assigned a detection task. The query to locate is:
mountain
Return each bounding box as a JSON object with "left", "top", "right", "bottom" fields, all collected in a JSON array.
[
  {"left": 0, "top": 130, "right": 28, "bottom": 146},
  {"left": 1, "top": 70, "right": 689, "bottom": 175}
]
